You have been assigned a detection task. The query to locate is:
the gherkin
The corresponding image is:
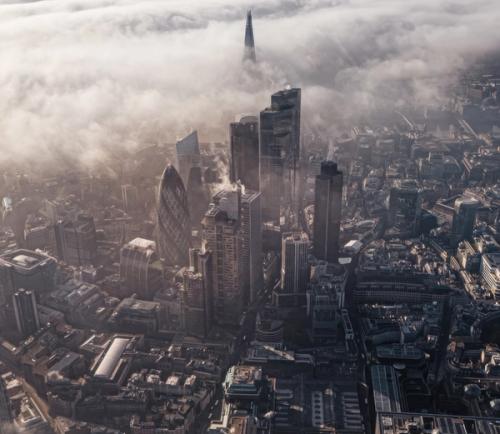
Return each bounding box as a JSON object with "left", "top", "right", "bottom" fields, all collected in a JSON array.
[{"left": 156, "top": 164, "right": 191, "bottom": 266}]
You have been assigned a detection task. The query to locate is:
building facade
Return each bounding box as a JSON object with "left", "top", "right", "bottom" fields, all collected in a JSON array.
[
  {"left": 313, "top": 161, "right": 343, "bottom": 262},
  {"left": 176, "top": 131, "right": 201, "bottom": 187},
  {"left": 277, "top": 232, "right": 310, "bottom": 307},
  {"left": 451, "top": 197, "right": 480, "bottom": 247},
  {"left": 13, "top": 288, "right": 40, "bottom": 338},
  {"left": 230, "top": 116, "right": 260, "bottom": 192},
  {"left": 156, "top": 165, "right": 192, "bottom": 266},
  {"left": 202, "top": 194, "right": 243, "bottom": 325},
  {"left": 55, "top": 214, "right": 97, "bottom": 266},
  {"left": 260, "top": 88, "right": 301, "bottom": 223},
  {"left": 120, "top": 238, "right": 163, "bottom": 300}
]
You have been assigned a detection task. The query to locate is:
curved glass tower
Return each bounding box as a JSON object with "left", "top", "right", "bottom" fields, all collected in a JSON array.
[{"left": 157, "top": 164, "right": 191, "bottom": 266}]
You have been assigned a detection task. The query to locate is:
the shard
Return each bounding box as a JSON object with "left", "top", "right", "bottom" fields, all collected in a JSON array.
[
  {"left": 156, "top": 164, "right": 191, "bottom": 266},
  {"left": 243, "top": 10, "right": 256, "bottom": 63}
]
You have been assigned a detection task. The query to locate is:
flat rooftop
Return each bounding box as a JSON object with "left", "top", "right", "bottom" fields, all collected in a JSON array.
[{"left": 0, "top": 249, "right": 55, "bottom": 269}]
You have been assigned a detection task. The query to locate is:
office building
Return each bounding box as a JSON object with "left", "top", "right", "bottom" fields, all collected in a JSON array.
[
  {"left": 388, "top": 179, "right": 422, "bottom": 236},
  {"left": 255, "top": 306, "right": 284, "bottom": 346},
  {"left": 481, "top": 253, "right": 500, "bottom": 299},
  {"left": 0, "top": 374, "right": 12, "bottom": 422},
  {"left": 13, "top": 288, "right": 40, "bottom": 338},
  {"left": 180, "top": 247, "right": 213, "bottom": 338},
  {"left": 91, "top": 336, "right": 132, "bottom": 384},
  {"left": 120, "top": 238, "right": 163, "bottom": 300},
  {"left": 212, "top": 188, "right": 262, "bottom": 305},
  {"left": 176, "top": 131, "right": 201, "bottom": 186},
  {"left": 182, "top": 268, "right": 210, "bottom": 338},
  {"left": 0, "top": 250, "right": 56, "bottom": 304},
  {"left": 240, "top": 190, "right": 263, "bottom": 304},
  {"left": 109, "top": 298, "right": 161, "bottom": 334},
  {"left": 313, "top": 161, "right": 343, "bottom": 262},
  {"left": 230, "top": 115, "right": 260, "bottom": 191},
  {"left": 279, "top": 232, "right": 310, "bottom": 302},
  {"left": 307, "top": 261, "right": 347, "bottom": 343},
  {"left": 223, "top": 366, "right": 263, "bottom": 401},
  {"left": 243, "top": 10, "right": 256, "bottom": 63},
  {"left": 260, "top": 88, "right": 301, "bottom": 222},
  {"left": 371, "top": 365, "right": 402, "bottom": 415},
  {"left": 186, "top": 166, "right": 209, "bottom": 229},
  {"left": 156, "top": 164, "right": 192, "bottom": 266},
  {"left": 376, "top": 413, "right": 500, "bottom": 434},
  {"left": 121, "top": 184, "right": 141, "bottom": 213},
  {"left": 202, "top": 191, "right": 243, "bottom": 325},
  {"left": 451, "top": 196, "right": 480, "bottom": 247},
  {"left": 55, "top": 214, "right": 97, "bottom": 266}
]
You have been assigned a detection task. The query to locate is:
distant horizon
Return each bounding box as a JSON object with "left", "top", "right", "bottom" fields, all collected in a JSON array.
[{"left": 0, "top": 0, "right": 499, "bottom": 169}]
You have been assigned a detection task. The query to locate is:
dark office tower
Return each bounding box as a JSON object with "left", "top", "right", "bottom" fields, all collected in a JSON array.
[
  {"left": 202, "top": 191, "right": 243, "bottom": 325},
  {"left": 243, "top": 10, "right": 256, "bottom": 63},
  {"left": 313, "top": 161, "right": 343, "bottom": 262},
  {"left": 451, "top": 197, "right": 480, "bottom": 247},
  {"left": 260, "top": 88, "right": 301, "bottom": 223},
  {"left": 241, "top": 190, "right": 263, "bottom": 304},
  {"left": 55, "top": 214, "right": 97, "bottom": 266},
  {"left": 120, "top": 238, "right": 163, "bottom": 300},
  {"left": 186, "top": 166, "right": 209, "bottom": 229},
  {"left": 389, "top": 179, "right": 422, "bottom": 236},
  {"left": 0, "top": 250, "right": 56, "bottom": 305},
  {"left": 181, "top": 247, "right": 213, "bottom": 338},
  {"left": 176, "top": 131, "right": 201, "bottom": 187},
  {"left": 271, "top": 89, "right": 301, "bottom": 163},
  {"left": 281, "top": 232, "right": 310, "bottom": 294},
  {"left": 230, "top": 115, "right": 260, "bottom": 192},
  {"left": 13, "top": 288, "right": 40, "bottom": 338},
  {"left": 157, "top": 165, "right": 191, "bottom": 266}
]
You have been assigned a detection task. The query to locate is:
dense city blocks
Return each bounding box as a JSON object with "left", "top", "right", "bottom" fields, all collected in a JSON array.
[{"left": 1, "top": 3, "right": 500, "bottom": 434}]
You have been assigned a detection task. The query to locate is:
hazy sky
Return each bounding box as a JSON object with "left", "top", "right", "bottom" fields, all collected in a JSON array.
[{"left": 1, "top": 0, "right": 499, "bottom": 168}]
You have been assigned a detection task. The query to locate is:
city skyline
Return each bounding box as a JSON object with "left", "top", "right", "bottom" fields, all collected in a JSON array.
[
  {"left": 1, "top": 1, "right": 500, "bottom": 169},
  {"left": 0, "top": 2, "right": 500, "bottom": 434}
]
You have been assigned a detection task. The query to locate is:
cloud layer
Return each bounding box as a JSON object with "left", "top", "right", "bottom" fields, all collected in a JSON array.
[{"left": 1, "top": 0, "right": 499, "bottom": 169}]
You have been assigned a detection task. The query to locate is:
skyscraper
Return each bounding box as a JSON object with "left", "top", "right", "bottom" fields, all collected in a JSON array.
[
  {"left": 240, "top": 190, "right": 263, "bottom": 304},
  {"left": 202, "top": 190, "right": 243, "bottom": 325},
  {"left": 313, "top": 161, "right": 343, "bottom": 263},
  {"left": 260, "top": 88, "right": 301, "bottom": 223},
  {"left": 243, "top": 10, "right": 256, "bottom": 63},
  {"left": 186, "top": 166, "right": 209, "bottom": 229},
  {"left": 120, "top": 238, "right": 163, "bottom": 300},
  {"left": 156, "top": 165, "right": 191, "bottom": 266},
  {"left": 176, "top": 131, "right": 201, "bottom": 186},
  {"left": 451, "top": 197, "right": 480, "bottom": 247},
  {"left": 230, "top": 115, "right": 260, "bottom": 192},
  {"left": 280, "top": 232, "right": 310, "bottom": 295},
  {"left": 211, "top": 187, "right": 262, "bottom": 306},
  {"left": 13, "top": 288, "right": 40, "bottom": 338},
  {"left": 0, "top": 249, "right": 56, "bottom": 305},
  {"left": 54, "top": 214, "right": 97, "bottom": 266},
  {"left": 388, "top": 179, "right": 422, "bottom": 236},
  {"left": 181, "top": 247, "right": 213, "bottom": 338}
]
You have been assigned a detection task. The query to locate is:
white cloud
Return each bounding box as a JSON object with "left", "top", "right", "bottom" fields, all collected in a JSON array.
[{"left": 0, "top": 0, "right": 499, "bottom": 168}]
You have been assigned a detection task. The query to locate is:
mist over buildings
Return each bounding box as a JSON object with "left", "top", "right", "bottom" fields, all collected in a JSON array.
[{"left": 1, "top": 0, "right": 499, "bottom": 169}]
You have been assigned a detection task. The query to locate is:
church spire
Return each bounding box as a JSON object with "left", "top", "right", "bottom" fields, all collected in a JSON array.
[{"left": 243, "top": 10, "right": 256, "bottom": 63}]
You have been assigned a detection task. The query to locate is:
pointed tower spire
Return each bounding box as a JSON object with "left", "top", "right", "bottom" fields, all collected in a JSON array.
[{"left": 243, "top": 10, "right": 256, "bottom": 63}]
